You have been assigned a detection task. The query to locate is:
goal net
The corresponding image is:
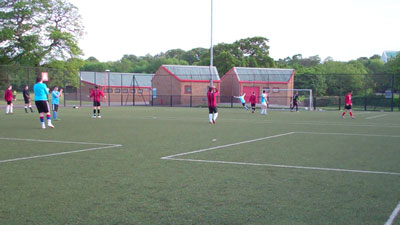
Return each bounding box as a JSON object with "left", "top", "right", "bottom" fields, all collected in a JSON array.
[{"left": 262, "top": 88, "right": 313, "bottom": 111}]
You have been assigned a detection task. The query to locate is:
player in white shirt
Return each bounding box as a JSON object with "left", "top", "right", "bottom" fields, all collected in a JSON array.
[
  {"left": 260, "top": 90, "right": 268, "bottom": 115},
  {"left": 234, "top": 93, "right": 248, "bottom": 110}
]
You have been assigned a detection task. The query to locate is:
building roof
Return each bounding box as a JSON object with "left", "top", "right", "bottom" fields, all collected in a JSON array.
[
  {"left": 162, "top": 65, "right": 220, "bottom": 81},
  {"left": 231, "top": 67, "right": 295, "bottom": 83},
  {"left": 381, "top": 51, "right": 399, "bottom": 63},
  {"left": 80, "top": 71, "right": 153, "bottom": 88}
]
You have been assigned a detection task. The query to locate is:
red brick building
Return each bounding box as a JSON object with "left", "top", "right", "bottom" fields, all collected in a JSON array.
[
  {"left": 79, "top": 71, "right": 153, "bottom": 105},
  {"left": 152, "top": 65, "right": 220, "bottom": 106},
  {"left": 220, "top": 67, "right": 295, "bottom": 107}
]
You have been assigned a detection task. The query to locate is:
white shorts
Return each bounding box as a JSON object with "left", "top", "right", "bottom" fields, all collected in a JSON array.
[{"left": 261, "top": 102, "right": 267, "bottom": 106}]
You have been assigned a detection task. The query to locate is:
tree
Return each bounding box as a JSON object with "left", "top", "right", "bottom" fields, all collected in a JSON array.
[
  {"left": 46, "top": 58, "right": 84, "bottom": 88},
  {"left": 0, "top": 0, "right": 84, "bottom": 66},
  {"left": 214, "top": 51, "right": 239, "bottom": 75}
]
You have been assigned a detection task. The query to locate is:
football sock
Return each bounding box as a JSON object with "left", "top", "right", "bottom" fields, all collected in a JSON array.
[
  {"left": 25, "top": 107, "right": 28, "bottom": 113},
  {"left": 209, "top": 114, "right": 213, "bottom": 123},
  {"left": 46, "top": 115, "right": 51, "bottom": 121},
  {"left": 40, "top": 116, "right": 44, "bottom": 123},
  {"left": 93, "top": 109, "right": 96, "bottom": 115},
  {"left": 213, "top": 113, "right": 218, "bottom": 121},
  {"left": 342, "top": 112, "right": 346, "bottom": 117},
  {"left": 53, "top": 111, "right": 57, "bottom": 120},
  {"left": 6, "top": 106, "right": 9, "bottom": 114},
  {"left": 10, "top": 106, "right": 13, "bottom": 113},
  {"left": 349, "top": 112, "right": 353, "bottom": 117},
  {"left": 97, "top": 109, "right": 100, "bottom": 115},
  {"left": 30, "top": 106, "right": 33, "bottom": 112}
]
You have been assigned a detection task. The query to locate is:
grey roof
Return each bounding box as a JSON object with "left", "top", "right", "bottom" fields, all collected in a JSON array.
[
  {"left": 163, "top": 65, "right": 220, "bottom": 81},
  {"left": 233, "top": 67, "right": 294, "bottom": 82},
  {"left": 80, "top": 71, "right": 153, "bottom": 87},
  {"left": 381, "top": 51, "right": 399, "bottom": 63}
]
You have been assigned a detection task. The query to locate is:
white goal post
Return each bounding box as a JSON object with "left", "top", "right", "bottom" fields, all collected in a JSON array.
[{"left": 262, "top": 88, "right": 313, "bottom": 111}]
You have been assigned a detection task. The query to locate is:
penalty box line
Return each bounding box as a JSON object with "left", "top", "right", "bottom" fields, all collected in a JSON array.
[
  {"left": 0, "top": 137, "right": 122, "bottom": 164},
  {"left": 161, "top": 132, "right": 400, "bottom": 176}
]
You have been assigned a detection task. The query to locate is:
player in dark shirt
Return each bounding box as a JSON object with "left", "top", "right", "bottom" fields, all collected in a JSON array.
[
  {"left": 23, "top": 85, "right": 34, "bottom": 113},
  {"left": 291, "top": 91, "right": 299, "bottom": 112}
]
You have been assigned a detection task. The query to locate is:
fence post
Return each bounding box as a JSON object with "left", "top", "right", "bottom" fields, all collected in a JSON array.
[
  {"left": 391, "top": 74, "right": 394, "bottom": 112},
  {"left": 364, "top": 74, "right": 367, "bottom": 111},
  {"left": 338, "top": 97, "right": 341, "bottom": 111},
  {"left": 231, "top": 96, "right": 233, "bottom": 108},
  {"left": 63, "top": 70, "right": 66, "bottom": 107},
  {"left": 313, "top": 96, "right": 317, "bottom": 111},
  {"left": 170, "top": 95, "right": 173, "bottom": 107},
  {"left": 190, "top": 96, "right": 192, "bottom": 107},
  {"left": 108, "top": 71, "right": 110, "bottom": 106},
  {"left": 79, "top": 71, "right": 82, "bottom": 107},
  {"left": 120, "top": 73, "right": 123, "bottom": 106},
  {"left": 133, "top": 75, "right": 135, "bottom": 106}
]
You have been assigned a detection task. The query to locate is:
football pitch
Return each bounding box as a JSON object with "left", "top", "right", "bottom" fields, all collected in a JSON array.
[{"left": 0, "top": 106, "right": 399, "bottom": 225}]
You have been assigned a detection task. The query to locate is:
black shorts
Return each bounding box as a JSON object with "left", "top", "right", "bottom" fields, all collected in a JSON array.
[
  {"left": 293, "top": 101, "right": 298, "bottom": 106},
  {"left": 208, "top": 106, "right": 218, "bottom": 114},
  {"left": 52, "top": 104, "right": 59, "bottom": 112},
  {"left": 345, "top": 105, "right": 352, "bottom": 110},
  {"left": 6, "top": 101, "right": 12, "bottom": 105},
  {"left": 251, "top": 103, "right": 256, "bottom": 108},
  {"left": 93, "top": 101, "right": 101, "bottom": 107},
  {"left": 35, "top": 101, "right": 50, "bottom": 113},
  {"left": 24, "top": 98, "right": 30, "bottom": 104}
]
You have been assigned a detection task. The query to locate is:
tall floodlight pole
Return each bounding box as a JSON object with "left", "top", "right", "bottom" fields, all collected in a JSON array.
[{"left": 209, "top": 0, "right": 214, "bottom": 87}]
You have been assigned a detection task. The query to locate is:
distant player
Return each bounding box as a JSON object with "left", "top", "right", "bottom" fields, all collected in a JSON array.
[
  {"left": 51, "top": 86, "right": 63, "bottom": 120},
  {"left": 260, "top": 90, "right": 268, "bottom": 115},
  {"left": 207, "top": 86, "right": 219, "bottom": 124},
  {"left": 341, "top": 90, "right": 354, "bottom": 119},
  {"left": 34, "top": 76, "right": 54, "bottom": 129},
  {"left": 90, "top": 85, "right": 105, "bottom": 118},
  {"left": 23, "top": 85, "right": 34, "bottom": 113},
  {"left": 249, "top": 91, "right": 257, "bottom": 113},
  {"left": 291, "top": 91, "right": 299, "bottom": 112},
  {"left": 4, "top": 85, "right": 14, "bottom": 115},
  {"left": 234, "top": 93, "right": 248, "bottom": 110}
]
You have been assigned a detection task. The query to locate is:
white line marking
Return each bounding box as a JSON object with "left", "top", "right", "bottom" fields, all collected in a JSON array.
[
  {"left": 161, "top": 132, "right": 295, "bottom": 159},
  {"left": 161, "top": 131, "right": 400, "bottom": 176},
  {"left": 365, "top": 114, "right": 388, "bottom": 120},
  {"left": 0, "top": 145, "right": 122, "bottom": 164},
  {"left": 0, "top": 137, "right": 122, "bottom": 164},
  {"left": 296, "top": 132, "right": 400, "bottom": 138},
  {"left": 164, "top": 158, "right": 400, "bottom": 176},
  {"left": 0, "top": 137, "right": 118, "bottom": 146},
  {"left": 356, "top": 112, "right": 372, "bottom": 115},
  {"left": 385, "top": 201, "right": 400, "bottom": 225}
]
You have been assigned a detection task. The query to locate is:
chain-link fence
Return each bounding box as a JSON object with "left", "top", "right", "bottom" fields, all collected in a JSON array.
[{"left": 1, "top": 65, "right": 399, "bottom": 111}]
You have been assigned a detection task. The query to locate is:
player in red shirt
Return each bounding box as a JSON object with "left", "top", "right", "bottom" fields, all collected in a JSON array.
[
  {"left": 90, "top": 86, "right": 105, "bottom": 118},
  {"left": 207, "top": 86, "right": 219, "bottom": 124},
  {"left": 341, "top": 90, "right": 354, "bottom": 119},
  {"left": 4, "top": 85, "right": 15, "bottom": 115},
  {"left": 249, "top": 92, "right": 257, "bottom": 113}
]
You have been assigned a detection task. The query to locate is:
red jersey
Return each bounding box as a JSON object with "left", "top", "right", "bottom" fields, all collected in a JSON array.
[
  {"left": 4, "top": 89, "right": 13, "bottom": 101},
  {"left": 207, "top": 89, "right": 219, "bottom": 107},
  {"left": 345, "top": 93, "right": 352, "bottom": 105},
  {"left": 90, "top": 89, "right": 104, "bottom": 102},
  {"left": 249, "top": 94, "right": 257, "bottom": 104}
]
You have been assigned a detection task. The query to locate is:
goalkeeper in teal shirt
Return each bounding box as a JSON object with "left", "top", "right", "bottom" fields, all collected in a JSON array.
[{"left": 51, "top": 86, "right": 63, "bottom": 120}]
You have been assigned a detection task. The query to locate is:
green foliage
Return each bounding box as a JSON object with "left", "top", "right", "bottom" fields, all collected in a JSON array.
[
  {"left": 46, "top": 58, "right": 84, "bottom": 88},
  {"left": 0, "top": 0, "right": 84, "bottom": 66}
]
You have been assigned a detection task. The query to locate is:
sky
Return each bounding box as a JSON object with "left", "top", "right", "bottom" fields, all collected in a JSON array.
[{"left": 69, "top": 0, "right": 400, "bottom": 62}]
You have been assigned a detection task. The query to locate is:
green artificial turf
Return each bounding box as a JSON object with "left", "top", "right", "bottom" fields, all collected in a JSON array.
[{"left": 0, "top": 106, "right": 399, "bottom": 224}]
